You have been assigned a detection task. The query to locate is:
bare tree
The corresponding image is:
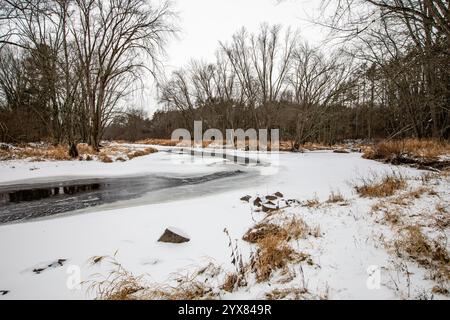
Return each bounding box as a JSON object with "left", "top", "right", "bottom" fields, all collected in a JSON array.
[
  {"left": 318, "top": 0, "right": 450, "bottom": 138},
  {"left": 288, "top": 43, "right": 353, "bottom": 144},
  {"left": 72, "top": 0, "right": 176, "bottom": 150}
]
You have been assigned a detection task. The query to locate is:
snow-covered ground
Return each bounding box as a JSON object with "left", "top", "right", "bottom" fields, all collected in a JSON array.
[{"left": 0, "top": 145, "right": 448, "bottom": 300}]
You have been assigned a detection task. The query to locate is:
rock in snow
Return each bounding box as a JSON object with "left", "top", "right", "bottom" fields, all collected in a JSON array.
[
  {"left": 158, "top": 227, "right": 190, "bottom": 244},
  {"left": 275, "top": 192, "right": 284, "bottom": 198}
]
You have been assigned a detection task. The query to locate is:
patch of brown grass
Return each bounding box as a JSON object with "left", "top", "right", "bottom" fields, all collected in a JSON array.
[
  {"left": 383, "top": 210, "right": 401, "bottom": 226},
  {"left": 99, "top": 274, "right": 217, "bottom": 300},
  {"left": 284, "top": 218, "right": 312, "bottom": 240},
  {"left": 77, "top": 143, "right": 97, "bottom": 155},
  {"left": 220, "top": 272, "right": 247, "bottom": 292},
  {"left": 304, "top": 196, "right": 321, "bottom": 208},
  {"left": 265, "top": 287, "right": 309, "bottom": 300},
  {"left": 433, "top": 205, "right": 450, "bottom": 229},
  {"left": 143, "top": 281, "right": 217, "bottom": 300},
  {"left": 326, "top": 190, "right": 346, "bottom": 204},
  {"left": 393, "top": 226, "right": 449, "bottom": 280},
  {"left": 243, "top": 223, "right": 286, "bottom": 244},
  {"left": 92, "top": 258, "right": 219, "bottom": 300},
  {"left": 243, "top": 218, "right": 312, "bottom": 244},
  {"left": 252, "top": 235, "right": 309, "bottom": 283},
  {"left": 364, "top": 139, "right": 449, "bottom": 161},
  {"left": 390, "top": 187, "right": 433, "bottom": 206},
  {"left": 0, "top": 144, "right": 72, "bottom": 161},
  {"left": 303, "top": 142, "right": 334, "bottom": 151},
  {"left": 136, "top": 138, "right": 179, "bottom": 146},
  {"left": 127, "top": 147, "right": 158, "bottom": 160},
  {"left": 432, "top": 285, "right": 449, "bottom": 296},
  {"left": 356, "top": 172, "right": 406, "bottom": 198},
  {"left": 99, "top": 154, "right": 113, "bottom": 163}
]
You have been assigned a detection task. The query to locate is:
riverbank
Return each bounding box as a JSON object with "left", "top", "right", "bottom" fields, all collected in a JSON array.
[{"left": 0, "top": 145, "right": 448, "bottom": 299}]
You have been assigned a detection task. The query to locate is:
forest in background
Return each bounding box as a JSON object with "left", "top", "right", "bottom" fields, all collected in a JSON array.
[{"left": 0, "top": 1, "right": 449, "bottom": 153}]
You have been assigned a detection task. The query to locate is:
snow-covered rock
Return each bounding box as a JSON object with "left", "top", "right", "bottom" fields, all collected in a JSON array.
[{"left": 158, "top": 227, "right": 190, "bottom": 244}]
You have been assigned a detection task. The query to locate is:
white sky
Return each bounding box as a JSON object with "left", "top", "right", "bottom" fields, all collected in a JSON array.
[{"left": 134, "top": 0, "right": 329, "bottom": 116}]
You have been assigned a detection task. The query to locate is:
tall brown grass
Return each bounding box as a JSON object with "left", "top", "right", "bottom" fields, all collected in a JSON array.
[
  {"left": 90, "top": 256, "right": 219, "bottom": 300},
  {"left": 252, "top": 234, "right": 309, "bottom": 282},
  {"left": 326, "top": 190, "right": 347, "bottom": 204},
  {"left": 393, "top": 226, "right": 449, "bottom": 281},
  {"left": 0, "top": 143, "right": 158, "bottom": 162},
  {"left": 127, "top": 147, "right": 158, "bottom": 160},
  {"left": 0, "top": 144, "right": 71, "bottom": 161},
  {"left": 364, "top": 139, "right": 450, "bottom": 161},
  {"left": 356, "top": 172, "right": 406, "bottom": 198},
  {"left": 265, "top": 287, "right": 309, "bottom": 300}
]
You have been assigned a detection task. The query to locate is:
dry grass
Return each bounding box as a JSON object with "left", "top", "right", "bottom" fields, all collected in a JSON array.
[
  {"left": 96, "top": 145, "right": 158, "bottom": 162},
  {"left": 92, "top": 194, "right": 320, "bottom": 299},
  {"left": 99, "top": 154, "right": 113, "bottom": 163},
  {"left": 356, "top": 172, "right": 406, "bottom": 198},
  {"left": 326, "top": 190, "right": 346, "bottom": 204},
  {"left": 91, "top": 257, "right": 220, "bottom": 300},
  {"left": 243, "top": 218, "right": 312, "bottom": 244},
  {"left": 303, "top": 142, "right": 334, "bottom": 151},
  {"left": 138, "top": 274, "right": 218, "bottom": 300},
  {"left": 135, "top": 138, "right": 337, "bottom": 152},
  {"left": 77, "top": 143, "right": 97, "bottom": 155},
  {"left": 0, "top": 143, "right": 159, "bottom": 162},
  {"left": 265, "top": 287, "right": 309, "bottom": 300},
  {"left": 364, "top": 139, "right": 450, "bottom": 161},
  {"left": 243, "top": 223, "right": 286, "bottom": 244},
  {"left": 135, "top": 139, "right": 213, "bottom": 148},
  {"left": 100, "top": 275, "right": 217, "bottom": 300},
  {"left": 127, "top": 147, "right": 158, "bottom": 160},
  {"left": 251, "top": 234, "right": 309, "bottom": 283},
  {"left": 390, "top": 187, "right": 433, "bottom": 206},
  {"left": 284, "top": 218, "right": 313, "bottom": 240},
  {"left": 304, "top": 196, "right": 321, "bottom": 208},
  {"left": 240, "top": 216, "right": 315, "bottom": 285},
  {"left": 0, "top": 144, "right": 71, "bottom": 161},
  {"left": 432, "top": 285, "right": 449, "bottom": 295},
  {"left": 136, "top": 138, "right": 179, "bottom": 146},
  {"left": 393, "top": 226, "right": 449, "bottom": 281},
  {"left": 434, "top": 211, "right": 450, "bottom": 230},
  {"left": 383, "top": 210, "right": 401, "bottom": 226},
  {"left": 221, "top": 273, "right": 239, "bottom": 293}
]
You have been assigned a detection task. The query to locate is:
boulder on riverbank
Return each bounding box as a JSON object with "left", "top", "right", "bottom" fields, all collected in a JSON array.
[{"left": 158, "top": 227, "right": 190, "bottom": 244}]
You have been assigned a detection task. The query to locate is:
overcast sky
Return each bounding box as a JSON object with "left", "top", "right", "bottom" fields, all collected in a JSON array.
[{"left": 135, "top": 0, "right": 328, "bottom": 116}]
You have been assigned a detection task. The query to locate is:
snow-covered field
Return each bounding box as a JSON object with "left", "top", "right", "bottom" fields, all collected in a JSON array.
[{"left": 0, "top": 145, "right": 448, "bottom": 300}]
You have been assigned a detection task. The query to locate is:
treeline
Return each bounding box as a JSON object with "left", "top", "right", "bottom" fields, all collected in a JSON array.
[
  {"left": 135, "top": 0, "right": 449, "bottom": 144},
  {"left": 0, "top": 0, "right": 175, "bottom": 152},
  {"left": 1, "top": 0, "right": 449, "bottom": 147}
]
